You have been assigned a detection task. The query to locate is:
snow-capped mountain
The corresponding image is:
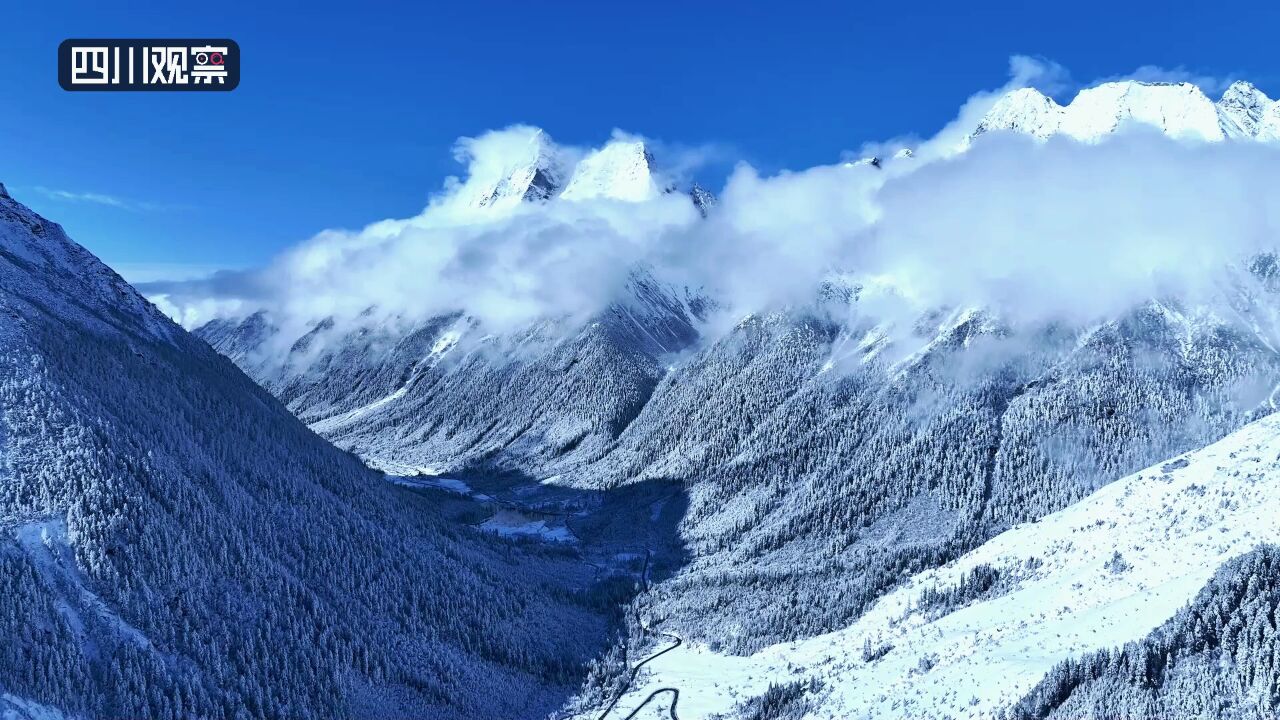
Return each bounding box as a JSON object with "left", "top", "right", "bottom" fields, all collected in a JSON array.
[
  {"left": 972, "top": 80, "right": 1280, "bottom": 144},
  {"left": 0, "top": 184, "right": 620, "bottom": 720},
  {"left": 560, "top": 139, "right": 668, "bottom": 201},
  {"left": 449, "top": 132, "right": 706, "bottom": 214},
  {"left": 460, "top": 129, "right": 569, "bottom": 211},
  {"left": 1216, "top": 80, "right": 1277, "bottom": 139}
]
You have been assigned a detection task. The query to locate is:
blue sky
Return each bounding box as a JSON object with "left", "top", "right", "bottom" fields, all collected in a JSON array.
[{"left": 3, "top": 0, "right": 1280, "bottom": 281}]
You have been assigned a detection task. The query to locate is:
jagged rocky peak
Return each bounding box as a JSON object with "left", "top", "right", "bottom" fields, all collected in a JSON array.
[
  {"left": 453, "top": 130, "right": 713, "bottom": 209},
  {"left": 973, "top": 78, "right": 1280, "bottom": 144},
  {"left": 1219, "top": 79, "right": 1271, "bottom": 112},
  {"left": 560, "top": 137, "right": 662, "bottom": 201},
  {"left": 843, "top": 147, "right": 912, "bottom": 170},
  {"left": 973, "top": 86, "right": 1063, "bottom": 139},
  {"left": 1217, "top": 80, "right": 1276, "bottom": 138},
  {"left": 465, "top": 128, "right": 569, "bottom": 211},
  {"left": 690, "top": 182, "right": 717, "bottom": 216}
]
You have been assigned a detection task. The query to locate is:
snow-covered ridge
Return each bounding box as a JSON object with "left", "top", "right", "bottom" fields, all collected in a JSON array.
[
  {"left": 0, "top": 183, "right": 178, "bottom": 342},
  {"left": 973, "top": 79, "right": 1280, "bottom": 144},
  {"left": 560, "top": 139, "right": 666, "bottom": 201},
  {"left": 460, "top": 129, "right": 569, "bottom": 212},
  {"left": 602, "top": 412, "right": 1280, "bottom": 719},
  {"left": 455, "top": 130, "right": 698, "bottom": 214}
]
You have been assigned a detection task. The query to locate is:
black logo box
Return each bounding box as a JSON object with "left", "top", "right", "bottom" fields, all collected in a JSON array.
[{"left": 58, "top": 39, "right": 240, "bottom": 92}]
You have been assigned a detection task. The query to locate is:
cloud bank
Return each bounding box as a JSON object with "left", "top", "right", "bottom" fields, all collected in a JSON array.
[{"left": 143, "top": 59, "right": 1280, "bottom": 356}]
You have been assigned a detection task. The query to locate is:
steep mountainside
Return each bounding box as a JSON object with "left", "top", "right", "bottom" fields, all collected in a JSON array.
[
  {"left": 1013, "top": 544, "right": 1280, "bottom": 719},
  {"left": 600, "top": 412, "right": 1280, "bottom": 719},
  {"left": 0, "top": 183, "right": 619, "bottom": 720},
  {"left": 201, "top": 253, "right": 1280, "bottom": 666},
  {"left": 199, "top": 267, "right": 704, "bottom": 476}
]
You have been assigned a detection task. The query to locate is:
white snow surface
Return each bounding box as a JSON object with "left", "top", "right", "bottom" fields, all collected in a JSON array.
[
  {"left": 479, "top": 508, "right": 576, "bottom": 543},
  {"left": 0, "top": 694, "right": 73, "bottom": 720},
  {"left": 560, "top": 140, "right": 663, "bottom": 202},
  {"left": 0, "top": 184, "right": 177, "bottom": 343},
  {"left": 9, "top": 519, "right": 153, "bottom": 656},
  {"left": 973, "top": 80, "right": 1280, "bottom": 145},
  {"left": 600, "top": 413, "right": 1280, "bottom": 719},
  {"left": 308, "top": 328, "right": 461, "bottom": 435}
]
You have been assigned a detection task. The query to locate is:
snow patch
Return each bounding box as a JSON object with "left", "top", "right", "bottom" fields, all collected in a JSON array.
[
  {"left": 479, "top": 508, "right": 576, "bottom": 543},
  {"left": 973, "top": 79, "right": 1280, "bottom": 146},
  {"left": 10, "top": 519, "right": 153, "bottom": 658},
  {"left": 386, "top": 474, "right": 472, "bottom": 495},
  {"left": 1, "top": 694, "right": 74, "bottom": 720}
]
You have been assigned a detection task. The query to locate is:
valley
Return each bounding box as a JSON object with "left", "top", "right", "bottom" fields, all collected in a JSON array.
[{"left": 5, "top": 68, "right": 1280, "bottom": 719}]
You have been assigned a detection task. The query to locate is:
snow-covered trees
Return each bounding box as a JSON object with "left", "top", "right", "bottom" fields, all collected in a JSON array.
[
  {"left": 1010, "top": 545, "right": 1280, "bottom": 719},
  {"left": 0, "top": 191, "right": 618, "bottom": 719},
  {"left": 204, "top": 260, "right": 1280, "bottom": 661}
]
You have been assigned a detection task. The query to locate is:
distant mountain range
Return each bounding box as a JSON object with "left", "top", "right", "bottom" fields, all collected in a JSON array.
[{"left": 974, "top": 79, "right": 1280, "bottom": 143}]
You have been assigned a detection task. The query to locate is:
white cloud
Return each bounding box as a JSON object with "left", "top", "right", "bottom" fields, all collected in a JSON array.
[
  {"left": 860, "top": 132, "right": 1280, "bottom": 324},
  {"left": 35, "top": 187, "right": 131, "bottom": 208},
  {"left": 902, "top": 55, "right": 1071, "bottom": 163},
  {"left": 147, "top": 57, "right": 1280, "bottom": 364},
  {"left": 1099, "top": 65, "right": 1238, "bottom": 96},
  {"left": 32, "top": 186, "right": 182, "bottom": 212}
]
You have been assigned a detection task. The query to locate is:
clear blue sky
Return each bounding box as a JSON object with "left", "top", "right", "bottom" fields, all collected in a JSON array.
[{"left": 3, "top": 0, "right": 1279, "bottom": 280}]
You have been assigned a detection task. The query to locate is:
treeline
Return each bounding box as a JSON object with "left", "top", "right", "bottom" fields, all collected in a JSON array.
[{"left": 1009, "top": 545, "right": 1280, "bottom": 719}]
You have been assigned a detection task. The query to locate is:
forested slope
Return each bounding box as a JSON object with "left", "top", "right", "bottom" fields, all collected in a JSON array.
[{"left": 0, "top": 183, "right": 616, "bottom": 719}]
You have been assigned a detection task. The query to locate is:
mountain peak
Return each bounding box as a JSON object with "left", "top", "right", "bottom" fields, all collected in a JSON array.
[
  {"left": 1060, "top": 80, "right": 1222, "bottom": 141},
  {"left": 973, "top": 87, "right": 1063, "bottom": 140},
  {"left": 1217, "top": 80, "right": 1276, "bottom": 139},
  {"left": 462, "top": 128, "right": 569, "bottom": 212},
  {"left": 560, "top": 138, "right": 662, "bottom": 202},
  {"left": 1221, "top": 79, "right": 1270, "bottom": 103},
  {"left": 690, "top": 182, "right": 717, "bottom": 216},
  {"left": 971, "top": 77, "right": 1280, "bottom": 145}
]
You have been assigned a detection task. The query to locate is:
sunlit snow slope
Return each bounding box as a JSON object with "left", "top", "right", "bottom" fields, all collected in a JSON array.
[
  {"left": 973, "top": 80, "right": 1280, "bottom": 144},
  {"left": 601, "top": 412, "right": 1280, "bottom": 719}
]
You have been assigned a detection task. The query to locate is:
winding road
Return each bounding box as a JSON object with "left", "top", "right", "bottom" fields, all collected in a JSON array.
[
  {"left": 620, "top": 688, "right": 680, "bottom": 720},
  {"left": 595, "top": 550, "right": 684, "bottom": 720}
]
